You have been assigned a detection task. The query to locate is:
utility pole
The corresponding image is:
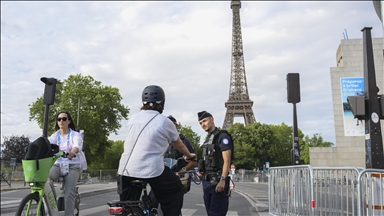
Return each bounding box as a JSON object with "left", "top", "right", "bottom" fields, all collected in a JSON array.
[
  {"left": 287, "top": 73, "right": 301, "bottom": 165},
  {"left": 347, "top": 27, "right": 384, "bottom": 169}
]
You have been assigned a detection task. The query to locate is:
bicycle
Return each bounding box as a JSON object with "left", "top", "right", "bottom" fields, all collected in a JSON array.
[
  {"left": 107, "top": 157, "right": 198, "bottom": 216},
  {"left": 15, "top": 151, "right": 81, "bottom": 216},
  {"left": 108, "top": 178, "right": 157, "bottom": 216}
]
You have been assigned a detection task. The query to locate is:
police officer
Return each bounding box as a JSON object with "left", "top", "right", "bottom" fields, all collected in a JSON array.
[
  {"left": 164, "top": 115, "right": 196, "bottom": 171},
  {"left": 197, "top": 111, "right": 234, "bottom": 216}
]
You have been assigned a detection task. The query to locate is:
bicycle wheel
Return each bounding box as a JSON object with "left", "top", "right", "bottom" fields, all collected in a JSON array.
[
  {"left": 122, "top": 206, "right": 145, "bottom": 216},
  {"left": 15, "top": 192, "right": 45, "bottom": 216}
]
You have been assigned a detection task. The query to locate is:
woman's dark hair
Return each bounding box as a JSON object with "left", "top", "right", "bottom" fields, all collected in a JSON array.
[
  {"left": 55, "top": 111, "right": 77, "bottom": 131},
  {"left": 140, "top": 103, "right": 164, "bottom": 114}
]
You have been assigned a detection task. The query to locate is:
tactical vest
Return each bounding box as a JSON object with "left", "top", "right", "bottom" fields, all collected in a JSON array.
[
  {"left": 164, "top": 134, "right": 185, "bottom": 159},
  {"left": 202, "top": 129, "right": 234, "bottom": 172}
]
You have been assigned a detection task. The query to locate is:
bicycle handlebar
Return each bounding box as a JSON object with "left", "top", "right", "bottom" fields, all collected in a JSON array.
[
  {"left": 184, "top": 155, "right": 197, "bottom": 162},
  {"left": 63, "top": 152, "right": 76, "bottom": 158},
  {"left": 54, "top": 151, "right": 76, "bottom": 160}
]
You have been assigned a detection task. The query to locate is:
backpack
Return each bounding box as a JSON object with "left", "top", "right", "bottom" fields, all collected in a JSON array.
[{"left": 24, "top": 136, "right": 59, "bottom": 160}]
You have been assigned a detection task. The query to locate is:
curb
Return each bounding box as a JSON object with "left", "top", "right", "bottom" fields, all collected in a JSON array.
[
  {"left": 1, "top": 182, "right": 86, "bottom": 192},
  {"left": 1, "top": 186, "right": 30, "bottom": 191}
]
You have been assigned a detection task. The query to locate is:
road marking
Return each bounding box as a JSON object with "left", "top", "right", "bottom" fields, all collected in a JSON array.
[
  {"left": 79, "top": 205, "right": 109, "bottom": 215},
  {"left": 79, "top": 206, "right": 237, "bottom": 216},
  {"left": 182, "top": 208, "right": 198, "bottom": 215},
  {"left": 1, "top": 199, "right": 21, "bottom": 205},
  {"left": 233, "top": 190, "right": 257, "bottom": 206}
]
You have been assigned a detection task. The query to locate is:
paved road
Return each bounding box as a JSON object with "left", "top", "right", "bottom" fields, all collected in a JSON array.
[{"left": 1, "top": 181, "right": 269, "bottom": 216}]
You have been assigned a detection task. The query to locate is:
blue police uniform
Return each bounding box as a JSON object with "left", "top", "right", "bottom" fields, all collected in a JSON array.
[
  {"left": 165, "top": 134, "right": 195, "bottom": 166},
  {"left": 201, "top": 128, "right": 233, "bottom": 216}
]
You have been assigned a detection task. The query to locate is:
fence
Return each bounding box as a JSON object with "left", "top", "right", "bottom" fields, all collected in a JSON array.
[
  {"left": 233, "top": 169, "right": 269, "bottom": 183},
  {"left": 269, "top": 165, "right": 384, "bottom": 216},
  {"left": 269, "top": 165, "right": 314, "bottom": 216},
  {"left": 0, "top": 161, "right": 120, "bottom": 185},
  {"left": 1, "top": 160, "right": 266, "bottom": 185},
  {"left": 358, "top": 169, "right": 384, "bottom": 216},
  {"left": 1, "top": 161, "right": 24, "bottom": 187}
]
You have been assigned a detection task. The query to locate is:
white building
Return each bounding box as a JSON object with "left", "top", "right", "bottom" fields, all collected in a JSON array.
[{"left": 310, "top": 36, "right": 384, "bottom": 167}]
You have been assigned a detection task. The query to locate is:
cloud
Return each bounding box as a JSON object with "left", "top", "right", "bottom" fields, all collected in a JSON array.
[{"left": 1, "top": 1, "right": 383, "bottom": 145}]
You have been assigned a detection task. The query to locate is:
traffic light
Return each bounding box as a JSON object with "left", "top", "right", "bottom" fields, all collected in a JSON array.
[
  {"left": 347, "top": 95, "right": 365, "bottom": 120},
  {"left": 287, "top": 73, "right": 301, "bottom": 103},
  {"left": 41, "top": 77, "right": 61, "bottom": 105}
]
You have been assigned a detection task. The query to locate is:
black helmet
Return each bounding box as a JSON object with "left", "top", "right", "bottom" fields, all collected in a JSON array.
[
  {"left": 142, "top": 85, "right": 165, "bottom": 105},
  {"left": 167, "top": 115, "right": 177, "bottom": 123}
]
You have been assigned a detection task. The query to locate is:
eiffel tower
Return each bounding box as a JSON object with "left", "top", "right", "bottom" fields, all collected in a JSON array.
[{"left": 223, "top": 0, "right": 256, "bottom": 129}]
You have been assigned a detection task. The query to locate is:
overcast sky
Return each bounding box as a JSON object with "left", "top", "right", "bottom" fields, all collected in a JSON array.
[{"left": 1, "top": 1, "right": 383, "bottom": 145}]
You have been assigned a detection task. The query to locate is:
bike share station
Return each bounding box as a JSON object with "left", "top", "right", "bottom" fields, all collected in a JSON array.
[
  {"left": 269, "top": 27, "right": 384, "bottom": 216},
  {"left": 16, "top": 77, "right": 80, "bottom": 216}
]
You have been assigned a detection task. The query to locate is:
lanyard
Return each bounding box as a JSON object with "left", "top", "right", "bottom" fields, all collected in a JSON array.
[{"left": 57, "top": 129, "right": 71, "bottom": 152}]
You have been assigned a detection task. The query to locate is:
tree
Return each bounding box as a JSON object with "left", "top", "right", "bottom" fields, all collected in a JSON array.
[
  {"left": 227, "top": 123, "right": 256, "bottom": 169},
  {"left": 269, "top": 123, "right": 294, "bottom": 166},
  {"left": 227, "top": 122, "right": 316, "bottom": 169},
  {"left": 178, "top": 124, "right": 202, "bottom": 161},
  {"left": 300, "top": 133, "right": 333, "bottom": 164},
  {"left": 29, "top": 74, "right": 129, "bottom": 166},
  {"left": 97, "top": 140, "right": 124, "bottom": 169},
  {"left": 1, "top": 135, "right": 30, "bottom": 163}
]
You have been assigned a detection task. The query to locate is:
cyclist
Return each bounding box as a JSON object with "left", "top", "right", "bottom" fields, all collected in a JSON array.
[
  {"left": 149, "top": 115, "right": 197, "bottom": 210},
  {"left": 117, "top": 85, "right": 196, "bottom": 216},
  {"left": 48, "top": 111, "right": 85, "bottom": 216}
]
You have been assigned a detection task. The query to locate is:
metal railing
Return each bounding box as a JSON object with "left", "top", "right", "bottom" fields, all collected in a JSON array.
[
  {"left": 358, "top": 169, "right": 384, "bottom": 216},
  {"left": 269, "top": 166, "right": 384, "bottom": 216},
  {"left": 312, "top": 167, "right": 363, "bottom": 216},
  {"left": 269, "top": 165, "right": 315, "bottom": 216}
]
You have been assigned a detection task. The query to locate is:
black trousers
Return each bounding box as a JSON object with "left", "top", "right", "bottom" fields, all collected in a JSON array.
[{"left": 119, "top": 166, "right": 184, "bottom": 216}]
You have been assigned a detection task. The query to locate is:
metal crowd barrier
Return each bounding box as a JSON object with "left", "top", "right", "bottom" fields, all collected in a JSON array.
[
  {"left": 312, "top": 167, "right": 362, "bottom": 216},
  {"left": 269, "top": 166, "right": 384, "bottom": 216},
  {"left": 269, "top": 165, "right": 315, "bottom": 216},
  {"left": 358, "top": 169, "right": 384, "bottom": 216}
]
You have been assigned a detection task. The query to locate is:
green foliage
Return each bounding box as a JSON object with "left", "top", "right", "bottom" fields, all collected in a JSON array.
[
  {"left": 178, "top": 123, "right": 202, "bottom": 160},
  {"left": 1, "top": 135, "right": 30, "bottom": 163},
  {"left": 300, "top": 133, "right": 333, "bottom": 164},
  {"left": 269, "top": 123, "right": 293, "bottom": 166},
  {"left": 227, "top": 123, "right": 254, "bottom": 169},
  {"left": 28, "top": 74, "right": 129, "bottom": 167},
  {"left": 226, "top": 122, "right": 332, "bottom": 169},
  {"left": 94, "top": 140, "right": 124, "bottom": 169}
]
